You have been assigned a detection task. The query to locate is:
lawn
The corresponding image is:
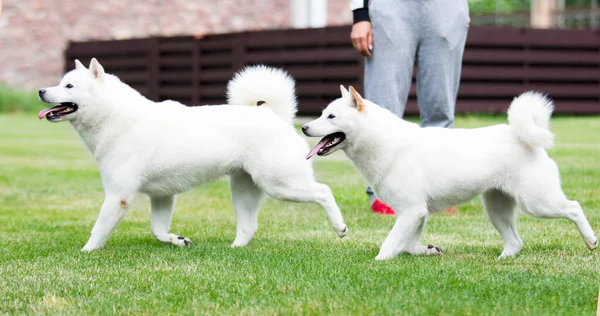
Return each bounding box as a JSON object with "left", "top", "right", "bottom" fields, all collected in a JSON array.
[{"left": 0, "top": 114, "right": 599, "bottom": 315}]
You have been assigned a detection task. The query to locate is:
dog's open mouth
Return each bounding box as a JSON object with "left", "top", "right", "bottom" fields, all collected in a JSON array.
[
  {"left": 37, "top": 103, "right": 79, "bottom": 121},
  {"left": 306, "top": 132, "right": 346, "bottom": 159}
]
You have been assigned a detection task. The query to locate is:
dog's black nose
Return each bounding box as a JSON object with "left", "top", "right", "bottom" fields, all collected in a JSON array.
[
  {"left": 301, "top": 125, "right": 309, "bottom": 135},
  {"left": 38, "top": 89, "right": 46, "bottom": 97}
]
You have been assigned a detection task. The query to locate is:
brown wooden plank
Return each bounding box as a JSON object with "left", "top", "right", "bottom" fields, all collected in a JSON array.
[
  {"left": 160, "top": 72, "right": 193, "bottom": 82},
  {"left": 246, "top": 48, "right": 358, "bottom": 64},
  {"left": 197, "top": 85, "right": 227, "bottom": 97},
  {"left": 198, "top": 54, "right": 233, "bottom": 67},
  {"left": 115, "top": 72, "right": 150, "bottom": 83},
  {"left": 525, "top": 84, "right": 600, "bottom": 97},
  {"left": 455, "top": 100, "right": 513, "bottom": 113},
  {"left": 463, "top": 49, "right": 600, "bottom": 65},
  {"left": 461, "top": 66, "right": 600, "bottom": 81},
  {"left": 296, "top": 83, "right": 353, "bottom": 96},
  {"left": 159, "top": 56, "right": 193, "bottom": 67},
  {"left": 246, "top": 29, "right": 326, "bottom": 49},
  {"left": 158, "top": 39, "right": 196, "bottom": 52},
  {"left": 465, "top": 27, "right": 527, "bottom": 47},
  {"left": 198, "top": 69, "right": 233, "bottom": 82},
  {"left": 199, "top": 37, "right": 236, "bottom": 50},
  {"left": 466, "top": 27, "right": 600, "bottom": 48},
  {"left": 297, "top": 99, "right": 327, "bottom": 115},
  {"left": 159, "top": 86, "right": 193, "bottom": 98},
  {"left": 523, "top": 28, "right": 600, "bottom": 48},
  {"left": 244, "top": 27, "right": 352, "bottom": 48},
  {"left": 285, "top": 65, "right": 361, "bottom": 80},
  {"left": 456, "top": 83, "right": 525, "bottom": 97},
  {"left": 553, "top": 101, "right": 600, "bottom": 114},
  {"left": 89, "top": 58, "right": 149, "bottom": 70},
  {"left": 66, "top": 39, "right": 154, "bottom": 55},
  {"left": 454, "top": 83, "right": 600, "bottom": 98}
]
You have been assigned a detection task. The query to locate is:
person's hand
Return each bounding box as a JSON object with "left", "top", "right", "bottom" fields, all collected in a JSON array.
[{"left": 351, "top": 21, "right": 373, "bottom": 57}]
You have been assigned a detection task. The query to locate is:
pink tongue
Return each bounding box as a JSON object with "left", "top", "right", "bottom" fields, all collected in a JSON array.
[
  {"left": 37, "top": 106, "right": 67, "bottom": 120},
  {"left": 306, "top": 138, "right": 329, "bottom": 160}
]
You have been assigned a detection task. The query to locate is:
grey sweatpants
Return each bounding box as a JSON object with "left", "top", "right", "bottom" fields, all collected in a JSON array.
[
  {"left": 364, "top": 0, "right": 469, "bottom": 128},
  {"left": 364, "top": 0, "right": 469, "bottom": 204}
]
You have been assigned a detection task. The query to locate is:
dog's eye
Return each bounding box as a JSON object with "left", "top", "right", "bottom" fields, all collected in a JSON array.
[
  {"left": 65, "top": 84, "right": 73, "bottom": 89},
  {"left": 327, "top": 114, "right": 335, "bottom": 119}
]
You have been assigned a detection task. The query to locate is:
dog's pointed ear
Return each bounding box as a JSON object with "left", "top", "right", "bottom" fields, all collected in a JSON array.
[
  {"left": 340, "top": 85, "right": 350, "bottom": 98},
  {"left": 348, "top": 86, "right": 365, "bottom": 112},
  {"left": 89, "top": 58, "right": 105, "bottom": 81},
  {"left": 74, "top": 59, "right": 86, "bottom": 70}
]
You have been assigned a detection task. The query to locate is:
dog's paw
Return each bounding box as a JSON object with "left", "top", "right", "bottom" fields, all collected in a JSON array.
[
  {"left": 374, "top": 254, "right": 394, "bottom": 261},
  {"left": 170, "top": 235, "right": 192, "bottom": 247},
  {"left": 375, "top": 250, "right": 398, "bottom": 260},
  {"left": 81, "top": 241, "right": 102, "bottom": 252},
  {"left": 81, "top": 245, "right": 98, "bottom": 252},
  {"left": 425, "top": 244, "right": 443, "bottom": 255},
  {"left": 231, "top": 241, "right": 248, "bottom": 248},
  {"left": 412, "top": 244, "right": 443, "bottom": 255},
  {"left": 336, "top": 225, "right": 348, "bottom": 238},
  {"left": 497, "top": 251, "right": 518, "bottom": 259},
  {"left": 586, "top": 236, "right": 598, "bottom": 251}
]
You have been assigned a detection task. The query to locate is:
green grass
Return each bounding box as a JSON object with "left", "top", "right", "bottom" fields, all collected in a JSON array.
[
  {"left": 1, "top": 114, "right": 599, "bottom": 315},
  {"left": 0, "top": 85, "right": 41, "bottom": 113}
]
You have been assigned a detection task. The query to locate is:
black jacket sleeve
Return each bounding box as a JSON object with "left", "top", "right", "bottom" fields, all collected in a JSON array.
[{"left": 351, "top": 0, "right": 370, "bottom": 24}]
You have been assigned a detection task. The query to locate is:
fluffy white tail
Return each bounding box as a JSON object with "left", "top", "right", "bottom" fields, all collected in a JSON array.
[
  {"left": 507, "top": 91, "right": 555, "bottom": 149},
  {"left": 227, "top": 65, "right": 297, "bottom": 123}
]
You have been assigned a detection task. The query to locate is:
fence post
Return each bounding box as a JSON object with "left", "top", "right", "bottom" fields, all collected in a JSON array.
[
  {"left": 147, "top": 38, "right": 160, "bottom": 102},
  {"left": 192, "top": 38, "right": 200, "bottom": 105},
  {"left": 232, "top": 32, "right": 246, "bottom": 72}
]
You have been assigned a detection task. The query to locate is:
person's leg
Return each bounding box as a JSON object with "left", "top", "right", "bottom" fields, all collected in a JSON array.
[
  {"left": 416, "top": 0, "right": 469, "bottom": 128},
  {"left": 364, "top": 0, "right": 420, "bottom": 213},
  {"left": 364, "top": 0, "right": 419, "bottom": 115}
]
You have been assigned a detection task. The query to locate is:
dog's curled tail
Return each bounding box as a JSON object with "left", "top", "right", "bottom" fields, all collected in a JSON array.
[
  {"left": 507, "top": 91, "right": 555, "bottom": 149},
  {"left": 227, "top": 65, "right": 297, "bottom": 123}
]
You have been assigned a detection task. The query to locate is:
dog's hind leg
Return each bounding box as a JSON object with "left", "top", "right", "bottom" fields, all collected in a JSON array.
[
  {"left": 521, "top": 197, "right": 597, "bottom": 251},
  {"left": 82, "top": 194, "right": 134, "bottom": 251},
  {"left": 375, "top": 202, "right": 432, "bottom": 260},
  {"left": 230, "top": 172, "right": 265, "bottom": 247},
  {"left": 482, "top": 189, "right": 523, "bottom": 258},
  {"left": 260, "top": 180, "right": 347, "bottom": 238},
  {"left": 517, "top": 161, "right": 598, "bottom": 252},
  {"left": 561, "top": 200, "right": 598, "bottom": 250},
  {"left": 150, "top": 195, "right": 192, "bottom": 247}
]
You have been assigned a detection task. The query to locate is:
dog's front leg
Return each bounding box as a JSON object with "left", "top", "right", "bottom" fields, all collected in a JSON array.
[
  {"left": 150, "top": 195, "right": 192, "bottom": 247},
  {"left": 375, "top": 202, "right": 430, "bottom": 260},
  {"left": 82, "top": 194, "right": 133, "bottom": 251}
]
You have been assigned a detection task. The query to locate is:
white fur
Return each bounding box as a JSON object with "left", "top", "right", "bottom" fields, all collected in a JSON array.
[
  {"left": 227, "top": 65, "right": 297, "bottom": 123},
  {"left": 38, "top": 59, "right": 347, "bottom": 251},
  {"left": 507, "top": 91, "right": 555, "bottom": 149},
  {"left": 303, "top": 87, "right": 597, "bottom": 260}
]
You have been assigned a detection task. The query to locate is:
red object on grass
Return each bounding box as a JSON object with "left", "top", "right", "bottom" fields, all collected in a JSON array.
[
  {"left": 371, "top": 199, "right": 458, "bottom": 216},
  {"left": 444, "top": 206, "right": 458, "bottom": 215},
  {"left": 371, "top": 199, "right": 396, "bottom": 215}
]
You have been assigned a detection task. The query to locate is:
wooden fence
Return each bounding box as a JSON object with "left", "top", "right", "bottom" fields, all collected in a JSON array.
[{"left": 65, "top": 26, "right": 600, "bottom": 115}]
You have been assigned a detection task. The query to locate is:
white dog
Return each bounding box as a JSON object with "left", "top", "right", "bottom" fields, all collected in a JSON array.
[
  {"left": 38, "top": 59, "right": 347, "bottom": 251},
  {"left": 302, "top": 86, "right": 597, "bottom": 260}
]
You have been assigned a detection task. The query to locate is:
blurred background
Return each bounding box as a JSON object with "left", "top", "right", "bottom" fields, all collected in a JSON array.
[{"left": 1, "top": 0, "right": 599, "bottom": 114}]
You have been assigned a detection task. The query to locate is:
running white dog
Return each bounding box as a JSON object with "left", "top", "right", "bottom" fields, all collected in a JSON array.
[
  {"left": 38, "top": 59, "right": 347, "bottom": 251},
  {"left": 302, "top": 86, "right": 597, "bottom": 260}
]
